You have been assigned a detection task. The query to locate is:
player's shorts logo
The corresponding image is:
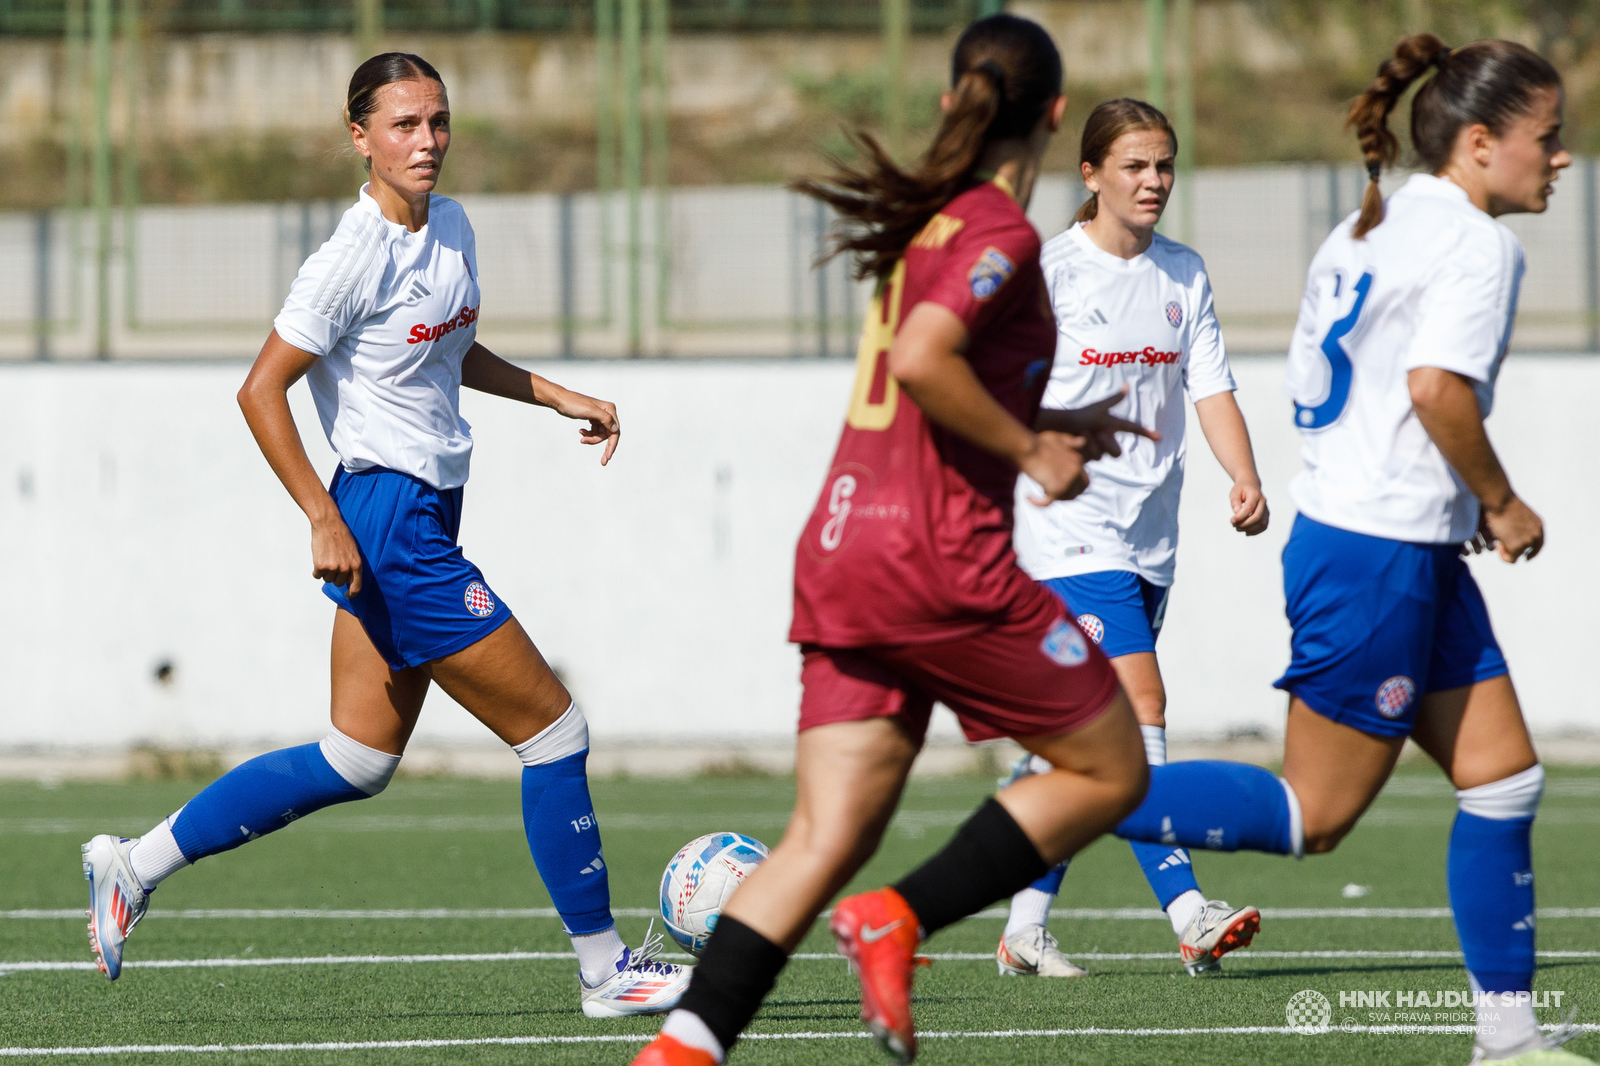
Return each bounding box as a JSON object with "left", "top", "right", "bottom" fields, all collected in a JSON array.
[
  {"left": 464, "top": 581, "right": 496, "bottom": 618},
  {"left": 1076, "top": 614, "right": 1105, "bottom": 645},
  {"left": 1165, "top": 301, "right": 1183, "bottom": 328},
  {"left": 968, "top": 247, "right": 1015, "bottom": 301},
  {"left": 1040, "top": 618, "right": 1090, "bottom": 668},
  {"left": 1374, "top": 675, "right": 1416, "bottom": 718}
]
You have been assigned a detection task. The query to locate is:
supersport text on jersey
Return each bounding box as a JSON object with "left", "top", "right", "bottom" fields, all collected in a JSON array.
[
  {"left": 274, "top": 185, "right": 482, "bottom": 491},
  {"left": 1014, "top": 223, "right": 1236, "bottom": 587},
  {"left": 1284, "top": 174, "right": 1523, "bottom": 544}
]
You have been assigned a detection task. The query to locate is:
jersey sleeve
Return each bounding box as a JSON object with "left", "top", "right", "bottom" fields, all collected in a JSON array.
[
  {"left": 1181, "top": 266, "right": 1235, "bottom": 401},
  {"left": 1403, "top": 221, "right": 1523, "bottom": 383},
  {"left": 920, "top": 216, "right": 1040, "bottom": 336},
  {"left": 272, "top": 209, "right": 387, "bottom": 357}
]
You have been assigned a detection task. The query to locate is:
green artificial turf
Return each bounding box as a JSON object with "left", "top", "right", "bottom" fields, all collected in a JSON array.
[{"left": 1, "top": 766, "right": 1596, "bottom": 1064}]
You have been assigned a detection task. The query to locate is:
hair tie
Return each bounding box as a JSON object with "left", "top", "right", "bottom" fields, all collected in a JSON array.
[
  {"left": 1366, "top": 159, "right": 1382, "bottom": 182},
  {"left": 1434, "top": 45, "right": 1452, "bottom": 67},
  {"left": 974, "top": 60, "right": 1007, "bottom": 97}
]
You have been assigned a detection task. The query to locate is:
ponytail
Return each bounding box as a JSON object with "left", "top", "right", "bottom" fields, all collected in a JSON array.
[
  {"left": 1347, "top": 33, "right": 1559, "bottom": 239},
  {"left": 793, "top": 14, "right": 1062, "bottom": 279}
]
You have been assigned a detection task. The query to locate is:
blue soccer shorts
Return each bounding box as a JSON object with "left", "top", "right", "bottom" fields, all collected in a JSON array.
[
  {"left": 321, "top": 466, "right": 511, "bottom": 670},
  {"left": 1042, "top": 570, "right": 1171, "bottom": 659},
  {"left": 1272, "top": 513, "right": 1508, "bottom": 737}
]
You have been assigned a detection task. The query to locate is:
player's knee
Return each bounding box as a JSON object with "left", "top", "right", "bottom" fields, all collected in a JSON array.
[
  {"left": 320, "top": 726, "right": 402, "bottom": 796},
  {"left": 1457, "top": 763, "right": 1543, "bottom": 820},
  {"left": 512, "top": 702, "right": 588, "bottom": 766}
]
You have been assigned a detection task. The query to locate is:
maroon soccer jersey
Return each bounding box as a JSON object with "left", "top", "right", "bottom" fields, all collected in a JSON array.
[{"left": 790, "top": 179, "right": 1058, "bottom": 647}]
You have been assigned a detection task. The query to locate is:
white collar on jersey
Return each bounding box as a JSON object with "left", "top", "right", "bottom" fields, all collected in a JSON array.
[{"left": 1397, "top": 172, "right": 1472, "bottom": 206}]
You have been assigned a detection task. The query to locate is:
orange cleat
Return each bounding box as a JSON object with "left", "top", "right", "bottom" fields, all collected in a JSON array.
[
  {"left": 629, "top": 1033, "right": 719, "bottom": 1066},
  {"left": 829, "top": 887, "right": 927, "bottom": 1063}
]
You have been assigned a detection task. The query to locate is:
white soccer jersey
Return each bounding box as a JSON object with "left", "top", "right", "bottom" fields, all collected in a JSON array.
[
  {"left": 274, "top": 186, "right": 482, "bottom": 491},
  {"left": 1285, "top": 174, "right": 1524, "bottom": 544},
  {"left": 1014, "top": 223, "right": 1237, "bottom": 586}
]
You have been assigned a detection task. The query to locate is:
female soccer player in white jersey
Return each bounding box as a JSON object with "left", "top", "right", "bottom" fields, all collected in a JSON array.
[
  {"left": 78, "top": 52, "right": 689, "bottom": 1019},
  {"left": 1104, "top": 35, "right": 1593, "bottom": 1066},
  {"left": 994, "top": 98, "right": 1269, "bottom": 980}
]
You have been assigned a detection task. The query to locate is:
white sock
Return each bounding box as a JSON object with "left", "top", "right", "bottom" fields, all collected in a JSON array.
[
  {"left": 1166, "top": 889, "right": 1205, "bottom": 937},
  {"left": 1140, "top": 725, "right": 1167, "bottom": 766},
  {"left": 1004, "top": 887, "right": 1054, "bottom": 938},
  {"left": 572, "top": 925, "right": 627, "bottom": 987},
  {"left": 662, "top": 1008, "right": 726, "bottom": 1063},
  {"left": 127, "top": 816, "right": 190, "bottom": 891},
  {"left": 1473, "top": 977, "right": 1545, "bottom": 1056}
]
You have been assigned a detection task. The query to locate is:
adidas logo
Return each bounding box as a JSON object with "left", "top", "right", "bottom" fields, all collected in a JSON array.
[
  {"left": 1512, "top": 912, "right": 1536, "bottom": 931},
  {"left": 407, "top": 278, "right": 432, "bottom": 302},
  {"left": 1080, "top": 307, "right": 1108, "bottom": 326},
  {"left": 579, "top": 855, "right": 607, "bottom": 876},
  {"left": 1156, "top": 848, "right": 1192, "bottom": 871}
]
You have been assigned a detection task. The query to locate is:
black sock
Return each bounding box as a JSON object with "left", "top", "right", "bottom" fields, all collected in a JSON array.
[
  {"left": 892, "top": 796, "right": 1048, "bottom": 937},
  {"left": 676, "top": 915, "right": 789, "bottom": 1053}
]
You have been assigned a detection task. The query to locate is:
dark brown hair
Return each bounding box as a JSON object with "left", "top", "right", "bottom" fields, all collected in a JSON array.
[
  {"left": 792, "top": 14, "right": 1063, "bottom": 279},
  {"left": 345, "top": 52, "right": 445, "bottom": 129},
  {"left": 1073, "top": 98, "right": 1175, "bottom": 224},
  {"left": 1347, "top": 34, "right": 1560, "bottom": 238}
]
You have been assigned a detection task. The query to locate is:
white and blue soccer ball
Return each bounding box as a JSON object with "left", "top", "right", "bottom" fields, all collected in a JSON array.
[{"left": 659, "top": 831, "right": 769, "bottom": 956}]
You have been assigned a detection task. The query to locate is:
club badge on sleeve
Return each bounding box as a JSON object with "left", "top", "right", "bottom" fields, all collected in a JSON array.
[{"left": 968, "top": 247, "right": 1016, "bottom": 300}]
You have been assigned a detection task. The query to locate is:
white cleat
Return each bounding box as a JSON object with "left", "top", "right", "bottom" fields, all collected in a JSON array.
[
  {"left": 995, "top": 925, "right": 1089, "bottom": 978},
  {"left": 580, "top": 921, "right": 693, "bottom": 1018},
  {"left": 81, "top": 834, "right": 150, "bottom": 981},
  {"left": 1178, "top": 899, "right": 1259, "bottom": 976}
]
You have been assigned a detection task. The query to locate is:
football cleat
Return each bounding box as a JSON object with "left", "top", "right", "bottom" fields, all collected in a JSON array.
[
  {"left": 630, "top": 1033, "right": 720, "bottom": 1066},
  {"left": 581, "top": 921, "right": 693, "bottom": 1018},
  {"left": 995, "top": 924, "right": 1089, "bottom": 978},
  {"left": 1178, "top": 899, "right": 1259, "bottom": 976},
  {"left": 81, "top": 834, "right": 150, "bottom": 981},
  {"left": 997, "top": 753, "right": 1050, "bottom": 792},
  {"left": 831, "top": 887, "right": 928, "bottom": 1064}
]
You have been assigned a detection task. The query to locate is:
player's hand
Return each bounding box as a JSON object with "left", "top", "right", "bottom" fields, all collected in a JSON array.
[
  {"left": 311, "top": 514, "right": 363, "bottom": 598},
  {"left": 1021, "top": 431, "right": 1091, "bottom": 505},
  {"left": 550, "top": 388, "right": 621, "bottom": 465},
  {"left": 1482, "top": 494, "right": 1543, "bottom": 563},
  {"left": 1037, "top": 385, "right": 1160, "bottom": 462},
  {"left": 1230, "top": 481, "right": 1269, "bottom": 536}
]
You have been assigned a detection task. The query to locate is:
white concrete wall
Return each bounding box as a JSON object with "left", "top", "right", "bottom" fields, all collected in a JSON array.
[{"left": 0, "top": 355, "right": 1594, "bottom": 752}]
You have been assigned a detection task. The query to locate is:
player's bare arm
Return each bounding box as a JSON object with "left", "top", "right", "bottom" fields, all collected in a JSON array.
[
  {"left": 1408, "top": 366, "right": 1541, "bottom": 561},
  {"left": 238, "top": 329, "right": 364, "bottom": 596},
  {"left": 1192, "top": 391, "right": 1268, "bottom": 535},
  {"left": 461, "top": 342, "right": 621, "bottom": 464}
]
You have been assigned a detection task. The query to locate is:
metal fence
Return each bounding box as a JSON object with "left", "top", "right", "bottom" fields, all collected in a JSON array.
[
  {"left": 0, "top": 0, "right": 980, "bottom": 35},
  {"left": 3, "top": 161, "right": 1598, "bottom": 360}
]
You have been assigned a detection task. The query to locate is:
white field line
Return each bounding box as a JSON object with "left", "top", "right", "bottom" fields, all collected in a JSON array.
[
  {"left": 7, "top": 947, "right": 1600, "bottom": 974},
  {"left": 8, "top": 906, "right": 1600, "bottom": 920},
  {"left": 3, "top": 1025, "right": 1598, "bottom": 1057}
]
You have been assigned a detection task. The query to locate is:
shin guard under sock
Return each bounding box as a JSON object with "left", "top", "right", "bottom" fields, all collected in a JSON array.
[
  {"left": 521, "top": 750, "right": 613, "bottom": 935},
  {"left": 676, "top": 915, "right": 789, "bottom": 1053},
  {"left": 893, "top": 797, "right": 1048, "bottom": 937},
  {"left": 1450, "top": 810, "right": 1536, "bottom": 993},
  {"left": 169, "top": 743, "right": 368, "bottom": 862},
  {"left": 1115, "top": 761, "right": 1297, "bottom": 855}
]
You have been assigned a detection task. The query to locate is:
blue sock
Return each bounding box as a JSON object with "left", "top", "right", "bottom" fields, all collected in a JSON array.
[
  {"left": 522, "top": 750, "right": 612, "bottom": 935},
  {"left": 169, "top": 743, "right": 367, "bottom": 862},
  {"left": 1115, "top": 761, "right": 1295, "bottom": 855},
  {"left": 1449, "top": 811, "right": 1535, "bottom": 993},
  {"left": 1026, "top": 863, "right": 1067, "bottom": 895},
  {"left": 1130, "top": 841, "right": 1200, "bottom": 909}
]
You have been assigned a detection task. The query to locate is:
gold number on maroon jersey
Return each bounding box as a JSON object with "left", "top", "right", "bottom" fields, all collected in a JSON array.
[{"left": 845, "top": 260, "right": 907, "bottom": 431}]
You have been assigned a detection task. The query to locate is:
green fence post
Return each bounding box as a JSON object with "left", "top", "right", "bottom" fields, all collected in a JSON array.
[
  {"left": 91, "top": 0, "right": 111, "bottom": 358},
  {"left": 883, "top": 0, "right": 907, "bottom": 161},
  {"left": 596, "top": 0, "right": 616, "bottom": 329},
  {"left": 356, "top": 0, "right": 382, "bottom": 61},
  {"left": 1172, "top": 0, "right": 1193, "bottom": 244},
  {"left": 121, "top": 0, "right": 141, "bottom": 329},
  {"left": 621, "top": 0, "right": 642, "bottom": 356},
  {"left": 649, "top": 0, "right": 669, "bottom": 332},
  {"left": 1145, "top": 0, "right": 1165, "bottom": 111}
]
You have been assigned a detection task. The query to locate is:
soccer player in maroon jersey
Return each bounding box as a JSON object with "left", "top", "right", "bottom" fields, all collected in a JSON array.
[{"left": 631, "top": 16, "right": 1152, "bottom": 1066}]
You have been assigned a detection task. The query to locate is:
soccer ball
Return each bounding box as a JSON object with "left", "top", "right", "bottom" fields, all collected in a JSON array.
[{"left": 659, "top": 831, "right": 769, "bottom": 956}]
